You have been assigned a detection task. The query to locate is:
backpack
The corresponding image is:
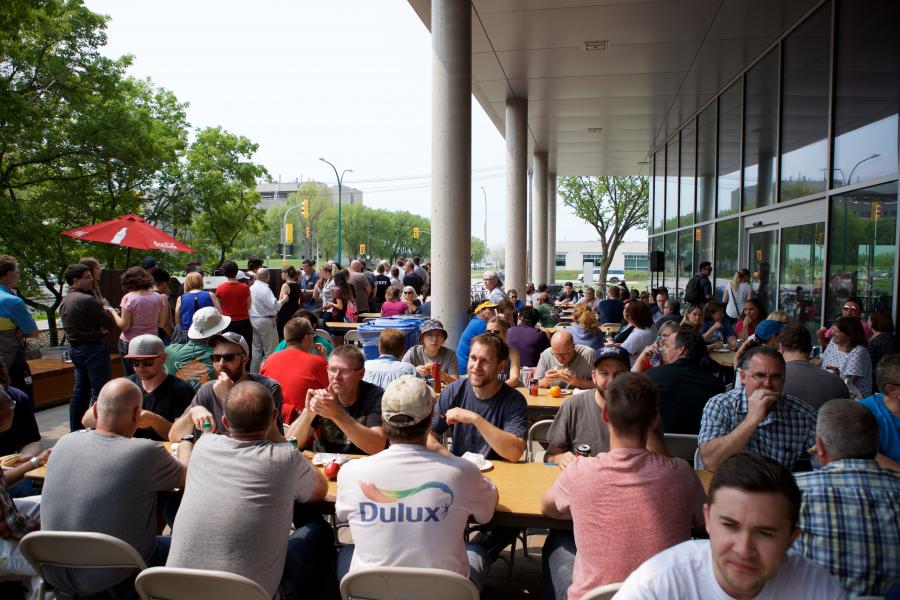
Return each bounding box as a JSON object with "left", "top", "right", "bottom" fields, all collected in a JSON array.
[
  {"left": 344, "top": 299, "right": 358, "bottom": 323},
  {"left": 683, "top": 274, "right": 707, "bottom": 306}
]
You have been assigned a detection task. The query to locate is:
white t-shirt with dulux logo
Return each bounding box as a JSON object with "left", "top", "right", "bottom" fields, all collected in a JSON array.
[{"left": 335, "top": 444, "right": 497, "bottom": 577}]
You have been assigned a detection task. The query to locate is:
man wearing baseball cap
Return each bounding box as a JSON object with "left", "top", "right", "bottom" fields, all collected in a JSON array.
[
  {"left": 401, "top": 319, "right": 459, "bottom": 381},
  {"left": 84, "top": 334, "right": 194, "bottom": 441},
  {"left": 168, "top": 331, "right": 284, "bottom": 442},
  {"left": 164, "top": 306, "right": 227, "bottom": 392},
  {"left": 335, "top": 376, "right": 497, "bottom": 591},
  {"left": 456, "top": 300, "right": 497, "bottom": 372}
]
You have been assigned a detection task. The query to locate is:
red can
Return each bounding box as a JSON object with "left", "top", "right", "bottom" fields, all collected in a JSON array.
[
  {"left": 432, "top": 363, "right": 442, "bottom": 394},
  {"left": 529, "top": 378, "right": 539, "bottom": 396}
]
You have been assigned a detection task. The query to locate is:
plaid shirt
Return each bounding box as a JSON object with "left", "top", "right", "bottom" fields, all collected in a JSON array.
[
  {"left": 794, "top": 459, "right": 900, "bottom": 596},
  {"left": 697, "top": 387, "right": 816, "bottom": 470},
  {"left": 0, "top": 475, "right": 38, "bottom": 541}
]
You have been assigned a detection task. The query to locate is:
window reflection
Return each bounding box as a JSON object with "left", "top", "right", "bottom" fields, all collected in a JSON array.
[
  {"left": 680, "top": 124, "right": 696, "bottom": 227},
  {"left": 826, "top": 182, "right": 897, "bottom": 323},
  {"left": 749, "top": 230, "right": 779, "bottom": 314},
  {"left": 697, "top": 104, "right": 716, "bottom": 222},
  {"left": 832, "top": 0, "right": 899, "bottom": 186},
  {"left": 715, "top": 219, "right": 739, "bottom": 300},
  {"left": 694, "top": 224, "right": 714, "bottom": 285},
  {"left": 664, "top": 233, "right": 676, "bottom": 291},
  {"left": 779, "top": 223, "right": 825, "bottom": 338},
  {"left": 717, "top": 83, "right": 741, "bottom": 216},
  {"left": 743, "top": 50, "right": 778, "bottom": 210},
  {"left": 666, "top": 139, "right": 679, "bottom": 230},
  {"left": 678, "top": 229, "right": 694, "bottom": 300},
  {"left": 780, "top": 3, "right": 830, "bottom": 201},
  {"left": 653, "top": 151, "right": 665, "bottom": 231}
]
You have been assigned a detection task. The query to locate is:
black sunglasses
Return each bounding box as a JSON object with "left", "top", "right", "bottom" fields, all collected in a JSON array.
[
  {"left": 211, "top": 353, "right": 244, "bottom": 363},
  {"left": 129, "top": 358, "right": 157, "bottom": 367}
]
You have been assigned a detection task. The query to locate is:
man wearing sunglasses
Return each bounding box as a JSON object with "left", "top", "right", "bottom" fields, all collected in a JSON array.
[
  {"left": 697, "top": 346, "right": 817, "bottom": 471},
  {"left": 169, "top": 331, "right": 284, "bottom": 442},
  {"left": 83, "top": 334, "right": 194, "bottom": 442}
]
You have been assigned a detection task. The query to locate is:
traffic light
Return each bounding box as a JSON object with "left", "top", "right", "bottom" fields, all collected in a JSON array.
[
  {"left": 413, "top": 226, "right": 419, "bottom": 239},
  {"left": 285, "top": 223, "right": 293, "bottom": 243},
  {"left": 305, "top": 225, "right": 311, "bottom": 239},
  {"left": 359, "top": 243, "right": 366, "bottom": 255},
  {"left": 871, "top": 201, "right": 881, "bottom": 219},
  {"left": 301, "top": 198, "right": 309, "bottom": 219}
]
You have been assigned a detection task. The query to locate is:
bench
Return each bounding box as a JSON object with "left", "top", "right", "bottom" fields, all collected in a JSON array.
[{"left": 27, "top": 355, "right": 124, "bottom": 409}]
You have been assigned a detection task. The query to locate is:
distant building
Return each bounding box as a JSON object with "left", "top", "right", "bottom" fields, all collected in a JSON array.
[
  {"left": 554, "top": 240, "right": 648, "bottom": 272},
  {"left": 255, "top": 181, "right": 364, "bottom": 210}
]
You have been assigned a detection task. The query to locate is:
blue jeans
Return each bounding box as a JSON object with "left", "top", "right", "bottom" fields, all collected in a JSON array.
[
  {"left": 336, "top": 542, "right": 488, "bottom": 592},
  {"left": 69, "top": 342, "right": 112, "bottom": 431},
  {"left": 280, "top": 518, "right": 337, "bottom": 600},
  {"left": 542, "top": 530, "right": 576, "bottom": 600}
]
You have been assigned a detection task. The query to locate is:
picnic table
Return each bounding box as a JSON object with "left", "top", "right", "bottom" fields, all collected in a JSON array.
[
  {"left": 326, "top": 322, "right": 360, "bottom": 330},
  {"left": 513, "top": 386, "right": 570, "bottom": 410},
  {"left": 709, "top": 349, "right": 736, "bottom": 367}
]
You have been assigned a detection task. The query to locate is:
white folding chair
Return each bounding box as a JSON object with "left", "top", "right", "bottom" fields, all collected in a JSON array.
[
  {"left": 663, "top": 433, "right": 699, "bottom": 463},
  {"left": 135, "top": 566, "right": 269, "bottom": 600},
  {"left": 344, "top": 330, "right": 363, "bottom": 347},
  {"left": 20, "top": 531, "right": 147, "bottom": 599},
  {"left": 316, "top": 328, "right": 333, "bottom": 342},
  {"left": 526, "top": 419, "right": 555, "bottom": 463},
  {"left": 581, "top": 582, "right": 623, "bottom": 600},
  {"left": 340, "top": 566, "right": 478, "bottom": 600}
]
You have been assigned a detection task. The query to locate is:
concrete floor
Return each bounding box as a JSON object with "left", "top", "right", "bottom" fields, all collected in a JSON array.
[{"left": 33, "top": 403, "right": 547, "bottom": 599}]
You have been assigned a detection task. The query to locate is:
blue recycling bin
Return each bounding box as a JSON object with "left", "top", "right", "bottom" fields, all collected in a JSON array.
[{"left": 358, "top": 316, "right": 428, "bottom": 360}]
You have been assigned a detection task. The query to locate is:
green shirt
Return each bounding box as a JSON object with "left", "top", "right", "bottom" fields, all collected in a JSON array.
[
  {"left": 538, "top": 303, "right": 557, "bottom": 328},
  {"left": 164, "top": 340, "right": 216, "bottom": 392},
  {"left": 273, "top": 334, "right": 333, "bottom": 357}
]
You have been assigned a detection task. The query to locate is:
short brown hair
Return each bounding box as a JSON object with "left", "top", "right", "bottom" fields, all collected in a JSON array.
[
  {"left": 604, "top": 373, "right": 659, "bottom": 439},
  {"left": 709, "top": 452, "right": 802, "bottom": 526},
  {"left": 120, "top": 266, "right": 154, "bottom": 292},
  {"left": 383, "top": 414, "right": 432, "bottom": 442},
  {"left": 284, "top": 318, "right": 314, "bottom": 345},
  {"left": 385, "top": 286, "right": 401, "bottom": 301},
  {"left": 625, "top": 299, "right": 653, "bottom": 329},
  {"left": 378, "top": 328, "right": 407, "bottom": 359},
  {"left": 869, "top": 306, "right": 894, "bottom": 333},
  {"left": 471, "top": 332, "right": 509, "bottom": 364},
  {"left": 224, "top": 381, "right": 275, "bottom": 434},
  {"left": 0, "top": 256, "right": 17, "bottom": 279},
  {"left": 833, "top": 316, "right": 867, "bottom": 348},
  {"left": 331, "top": 344, "right": 365, "bottom": 368},
  {"left": 776, "top": 323, "right": 812, "bottom": 354}
]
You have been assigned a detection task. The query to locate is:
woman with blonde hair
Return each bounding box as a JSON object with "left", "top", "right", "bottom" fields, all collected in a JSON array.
[
  {"left": 766, "top": 310, "right": 789, "bottom": 324},
  {"left": 723, "top": 268, "right": 751, "bottom": 322},
  {"left": 175, "top": 271, "right": 220, "bottom": 335},
  {"left": 680, "top": 304, "right": 703, "bottom": 331},
  {"left": 566, "top": 302, "right": 604, "bottom": 351}
]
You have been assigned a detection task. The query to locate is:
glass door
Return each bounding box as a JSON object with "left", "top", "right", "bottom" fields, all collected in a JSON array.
[
  {"left": 779, "top": 222, "right": 826, "bottom": 338},
  {"left": 748, "top": 229, "right": 779, "bottom": 315}
]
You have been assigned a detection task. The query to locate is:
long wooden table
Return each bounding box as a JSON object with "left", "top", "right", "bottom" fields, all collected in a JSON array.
[
  {"left": 709, "top": 349, "right": 736, "bottom": 367},
  {"left": 326, "top": 322, "right": 360, "bottom": 330},
  {"left": 514, "top": 386, "right": 571, "bottom": 410}
]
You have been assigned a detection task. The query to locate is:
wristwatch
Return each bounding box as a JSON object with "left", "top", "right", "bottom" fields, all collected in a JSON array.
[{"left": 179, "top": 434, "right": 195, "bottom": 443}]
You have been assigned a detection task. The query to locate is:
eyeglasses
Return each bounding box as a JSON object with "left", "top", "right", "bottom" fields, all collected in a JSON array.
[
  {"left": 746, "top": 371, "right": 785, "bottom": 383},
  {"left": 211, "top": 353, "right": 244, "bottom": 363},
  {"left": 842, "top": 305, "right": 859, "bottom": 312},
  {"left": 129, "top": 358, "right": 157, "bottom": 368},
  {"left": 327, "top": 366, "right": 362, "bottom": 377}
]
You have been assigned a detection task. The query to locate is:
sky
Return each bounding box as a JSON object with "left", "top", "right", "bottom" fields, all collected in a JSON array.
[{"left": 83, "top": 0, "right": 646, "bottom": 248}]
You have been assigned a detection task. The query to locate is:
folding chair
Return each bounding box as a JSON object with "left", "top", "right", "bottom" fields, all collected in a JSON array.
[
  {"left": 340, "top": 566, "right": 478, "bottom": 600},
  {"left": 663, "top": 433, "right": 699, "bottom": 463},
  {"left": 344, "top": 330, "right": 364, "bottom": 347},
  {"left": 135, "top": 566, "right": 269, "bottom": 600}
]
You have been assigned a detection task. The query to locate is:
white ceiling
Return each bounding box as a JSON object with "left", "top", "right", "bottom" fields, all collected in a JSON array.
[{"left": 407, "top": 0, "right": 822, "bottom": 176}]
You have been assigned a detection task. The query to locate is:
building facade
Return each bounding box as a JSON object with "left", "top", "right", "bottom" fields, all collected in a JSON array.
[
  {"left": 256, "top": 181, "right": 364, "bottom": 210},
  {"left": 554, "top": 240, "right": 648, "bottom": 272},
  {"left": 648, "top": 0, "right": 899, "bottom": 333}
]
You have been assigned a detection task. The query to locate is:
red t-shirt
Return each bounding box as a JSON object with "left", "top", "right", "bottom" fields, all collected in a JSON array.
[
  {"left": 260, "top": 348, "right": 329, "bottom": 423},
  {"left": 215, "top": 281, "right": 250, "bottom": 321}
]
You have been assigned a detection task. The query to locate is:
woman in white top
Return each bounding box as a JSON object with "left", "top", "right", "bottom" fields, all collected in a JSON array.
[
  {"left": 723, "top": 268, "right": 751, "bottom": 323},
  {"left": 608, "top": 300, "right": 657, "bottom": 366},
  {"left": 820, "top": 316, "right": 873, "bottom": 397}
]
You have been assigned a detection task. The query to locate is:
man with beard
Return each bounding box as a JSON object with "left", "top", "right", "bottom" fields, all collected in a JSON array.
[{"left": 169, "top": 332, "right": 284, "bottom": 441}]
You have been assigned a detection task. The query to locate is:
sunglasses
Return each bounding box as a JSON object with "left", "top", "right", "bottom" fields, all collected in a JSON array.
[
  {"left": 211, "top": 353, "right": 244, "bottom": 363},
  {"left": 129, "top": 358, "right": 157, "bottom": 368}
]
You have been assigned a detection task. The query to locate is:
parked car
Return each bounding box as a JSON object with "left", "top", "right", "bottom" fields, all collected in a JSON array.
[{"left": 576, "top": 268, "right": 626, "bottom": 285}]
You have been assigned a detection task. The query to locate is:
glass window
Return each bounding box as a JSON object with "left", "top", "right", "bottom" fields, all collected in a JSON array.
[
  {"left": 680, "top": 124, "right": 696, "bottom": 226},
  {"left": 677, "top": 229, "right": 694, "bottom": 300},
  {"left": 664, "top": 233, "right": 676, "bottom": 291},
  {"left": 832, "top": 0, "right": 899, "bottom": 187},
  {"left": 748, "top": 230, "right": 779, "bottom": 315},
  {"left": 718, "top": 82, "right": 742, "bottom": 216},
  {"left": 649, "top": 156, "right": 656, "bottom": 234},
  {"left": 697, "top": 103, "right": 716, "bottom": 222},
  {"left": 715, "top": 219, "right": 739, "bottom": 300},
  {"left": 581, "top": 252, "right": 603, "bottom": 264},
  {"left": 780, "top": 4, "right": 830, "bottom": 201},
  {"left": 625, "top": 253, "right": 649, "bottom": 270},
  {"left": 826, "top": 181, "right": 897, "bottom": 323},
  {"left": 665, "top": 139, "right": 679, "bottom": 230},
  {"left": 779, "top": 222, "right": 825, "bottom": 338},
  {"left": 743, "top": 49, "right": 779, "bottom": 211},
  {"left": 693, "top": 224, "right": 714, "bottom": 283},
  {"left": 555, "top": 253, "right": 567, "bottom": 267},
  {"left": 653, "top": 151, "right": 665, "bottom": 232}
]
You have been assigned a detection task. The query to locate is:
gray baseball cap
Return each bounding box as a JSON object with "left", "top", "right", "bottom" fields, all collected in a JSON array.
[
  {"left": 209, "top": 331, "right": 250, "bottom": 356},
  {"left": 125, "top": 334, "right": 164, "bottom": 358}
]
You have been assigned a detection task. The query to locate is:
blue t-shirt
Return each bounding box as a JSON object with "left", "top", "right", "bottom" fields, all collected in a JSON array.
[
  {"left": 0, "top": 284, "right": 37, "bottom": 334},
  {"left": 702, "top": 319, "right": 736, "bottom": 343},
  {"left": 597, "top": 299, "right": 624, "bottom": 324},
  {"left": 431, "top": 379, "right": 528, "bottom": 461},
  {"left": 456, "top": 317, "right": 487, "bottom": 372},
  {"left": 859, "top": 393, "right": 900, "bottom": 463}
]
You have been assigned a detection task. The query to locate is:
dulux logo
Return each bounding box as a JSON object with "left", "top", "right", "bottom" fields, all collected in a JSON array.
[{"left": 358, "top": 480, "right": 454, "bottom": 523}]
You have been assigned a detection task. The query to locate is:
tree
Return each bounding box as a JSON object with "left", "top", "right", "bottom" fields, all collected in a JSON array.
[
  {"left": 558, "top": 176, "right": 648, "bottom": 283},
  {"left": 186, "top": 127, "right": 268, "bottom": 266},
  {"left": 471, "top": 237, "right": 486, "bottom": 267}
]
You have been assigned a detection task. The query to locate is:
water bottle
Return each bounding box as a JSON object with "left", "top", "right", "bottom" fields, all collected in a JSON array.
[{"left": 843, "top": 375, "right": 862, "bottom": 401}]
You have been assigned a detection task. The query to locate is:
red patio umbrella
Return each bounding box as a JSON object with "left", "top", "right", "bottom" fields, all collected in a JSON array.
[{"left": 61, "top": 214, "right": 194, "bottom": 253}]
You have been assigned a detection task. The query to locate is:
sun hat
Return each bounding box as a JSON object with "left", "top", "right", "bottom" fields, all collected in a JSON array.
[
  {"left": 188, "top": 306, "right": 231, "bottom": 340},
  {"left": 474, "top": 300, "right": 497, "bottom": 314},
  {"left": 418, "top": 319, "right": 447, "bottom": 341}
]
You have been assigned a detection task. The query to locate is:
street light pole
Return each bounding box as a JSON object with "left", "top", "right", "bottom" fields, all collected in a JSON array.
[
  {"left": 846, "top": 154, "right": 880, "bottom": 186},
  {"left": 319, "top": 158, "right": 352, "bottom": 264},
  {"left": 480, "top": 186, "right": 488, "bottom": 268}
]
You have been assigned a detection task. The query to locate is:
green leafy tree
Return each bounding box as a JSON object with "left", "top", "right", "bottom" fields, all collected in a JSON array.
[
  {"left": 558, "top": 176, "right": 649, "bottom": 283},
  {"left": 471, "top": 237, "right": 486, "bottom": 266},
  {"left": 186, "top": 127, "right": 268, "bottom": 266}
]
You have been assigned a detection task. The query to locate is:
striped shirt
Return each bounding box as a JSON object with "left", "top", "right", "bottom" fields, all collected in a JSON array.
[
  {"left": 697, "top": 387, "right": 817, "bottom": 470},
  {"left": 0, "top": 475, "right": 38, "bottom": 541},
  {"left": 794, "top": 459, "right": 900, "bottom": 597}
]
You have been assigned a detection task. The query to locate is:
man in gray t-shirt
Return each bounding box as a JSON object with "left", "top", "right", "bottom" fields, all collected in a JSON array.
[
  {"left": 778, "top": 324, "right": 849, "bottom": 410},
  {"left": 167, "top": 381, "right": 330, "bottom": 600},
  {"left": 534, "top": 331, "right": 595, "bottom": 389},
  {"left": 42, "top": 378, "right": 189, "bottom": 594},
  {"left": 546, "top": 347, "right": 668, "bottom": 467}
]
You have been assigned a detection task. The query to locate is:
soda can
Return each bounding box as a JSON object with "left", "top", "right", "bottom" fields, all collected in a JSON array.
[
  {"left": 201, "top": 421, "right": 212, "bottom": 434},
  {"left": 575, "top": 444, "right": 591, "bottom": 457},
  {"left": 529, "top": 378, "right": 539, "bottom": 396},
  {"left": 287, "top": 437, "right": 298, "bottom": 449}
]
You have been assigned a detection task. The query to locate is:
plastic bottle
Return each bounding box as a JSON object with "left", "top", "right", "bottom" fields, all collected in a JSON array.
[{"left": 843, "top": 375, "right": 862, "bottom": 401}]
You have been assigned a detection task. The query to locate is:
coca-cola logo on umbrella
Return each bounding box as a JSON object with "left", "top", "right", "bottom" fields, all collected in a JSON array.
[{"left": 153, "top": 241, "right": 178, "bottom": 250}]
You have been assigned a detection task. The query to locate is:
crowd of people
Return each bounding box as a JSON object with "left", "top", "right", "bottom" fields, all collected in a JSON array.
[{"left": 0, "top": 253, "right": 897, "bottom": 599}]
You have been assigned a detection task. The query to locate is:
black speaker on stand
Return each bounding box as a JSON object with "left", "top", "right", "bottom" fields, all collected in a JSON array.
[{"left": 649, "top": 250, "right": 664, "bottom": 294}]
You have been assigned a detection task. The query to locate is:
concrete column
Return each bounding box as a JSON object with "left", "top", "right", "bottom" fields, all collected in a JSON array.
[
  {"left": 430, "top": 0, "right": 471, "bottom": 347},
  {"left": 504, "top": 99, "right": 528, "bottom": 295},
  {"left": 526, "top": 168, "right": 533, "bottom": 282},
  {"left": 532, "top": 151, "right": 548, "bottom": 285},
  {"left": 547, "top": 172, "right": 557, "bottom": 284}
]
